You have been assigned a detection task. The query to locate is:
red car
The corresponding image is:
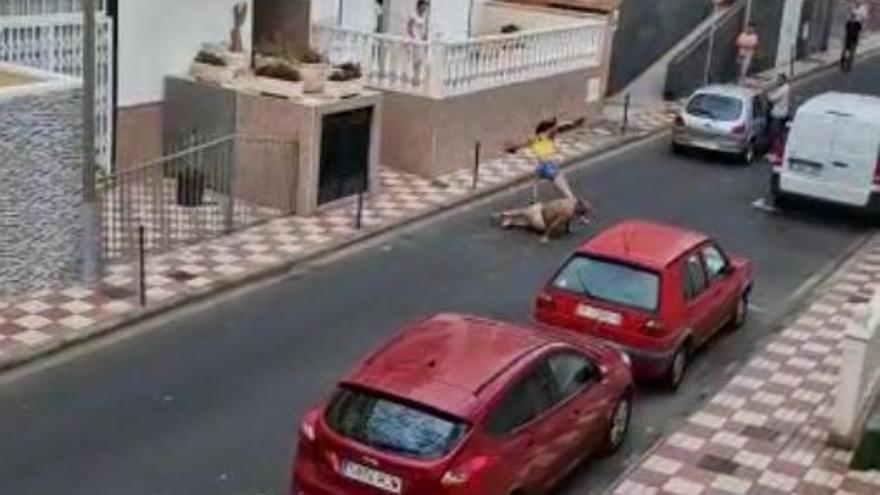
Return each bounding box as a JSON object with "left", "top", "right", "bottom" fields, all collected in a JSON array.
[
  {"left": 291, "top": 313, "right": 633, "bottom": 495},
  {"left": 535, "top": 220, "right": 753, "bottom": 389}
]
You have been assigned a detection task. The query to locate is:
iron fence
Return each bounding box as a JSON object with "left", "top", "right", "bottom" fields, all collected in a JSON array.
[{"left": 100, "top": 134, "right": 299, "bottom": 261}]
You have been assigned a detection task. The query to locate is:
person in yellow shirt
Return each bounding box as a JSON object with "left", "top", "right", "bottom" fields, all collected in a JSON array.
[{"left": 529, "top": 119, "right": 574, "bottom": 200}]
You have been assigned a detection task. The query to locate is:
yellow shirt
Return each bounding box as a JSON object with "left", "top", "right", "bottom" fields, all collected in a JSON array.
[{"left": 529, "top": 136, "right": 557, "bottom": 160}]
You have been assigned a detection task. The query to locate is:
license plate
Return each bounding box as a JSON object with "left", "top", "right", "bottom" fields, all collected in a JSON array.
[
  {"left": 576, "top": 304, "right": 622, "bottom": 326},
  {"left": 341, "top": 460, "right": 403, "bottom": 494}
]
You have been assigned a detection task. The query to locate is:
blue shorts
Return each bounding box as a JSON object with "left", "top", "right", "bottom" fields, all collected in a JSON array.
[{"left": 535, "top": 161, "right": 560, "bottom": 180}]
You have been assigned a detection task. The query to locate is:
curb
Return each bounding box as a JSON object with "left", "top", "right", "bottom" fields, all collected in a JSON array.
[{"left": 0, "top": 126, "right": 661, "bottom": 372}]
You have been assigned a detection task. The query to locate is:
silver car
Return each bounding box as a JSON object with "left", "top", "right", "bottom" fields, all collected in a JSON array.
[{"left": 672, "top": 84, "right": 769, "bottom": 164}]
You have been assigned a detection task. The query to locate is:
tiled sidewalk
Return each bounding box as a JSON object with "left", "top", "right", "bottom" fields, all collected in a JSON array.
[
  {"left": 0, "top": 113, "right": 671, "bottom": 368},
  {"left": 609, "top": 238, "right": 880, "bottom": 495}
]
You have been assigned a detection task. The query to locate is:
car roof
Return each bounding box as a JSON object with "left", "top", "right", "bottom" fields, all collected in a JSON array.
[
  {"left": 346, "top": 314, "right": 550, "bottom": 418},
  {"left": 578, "top": 220, "right": 709, "bottom": 270},
  {"left": 797, "top": 92, "right": 880, "bottom": 122},
  {"left": 693, "top": 84, "right": 756, "bottom": 100}
]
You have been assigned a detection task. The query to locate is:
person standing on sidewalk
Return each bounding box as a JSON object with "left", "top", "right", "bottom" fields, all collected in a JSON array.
[
  {"left": 767, "top": 74, "right": 791, "bottom": 147},
  {"left": 841, "top": 11, "right": 864, "bottom": 72},
  {"left": 736, "top": 25, "right": 760, "bottom": 82}
]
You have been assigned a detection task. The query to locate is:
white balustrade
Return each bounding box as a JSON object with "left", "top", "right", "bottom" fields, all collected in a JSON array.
[
  {"left": 0, "top": 12, "right": 113, "bottom": 170},
  {"left": 831, "top": 289, "right": 880, "bottom": 448},
  {"left": 0, "top": 0, "right": 104, "bottom": 15},
  {"left": 313, "top": 21, "right": 603, "bottom": 98}
]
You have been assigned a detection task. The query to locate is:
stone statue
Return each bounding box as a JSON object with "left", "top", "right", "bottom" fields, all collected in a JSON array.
[{"left": 230, "top": 2, "right": 248, "bottom": 53}]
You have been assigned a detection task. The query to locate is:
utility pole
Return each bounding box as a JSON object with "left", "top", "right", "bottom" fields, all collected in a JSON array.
[
  {"left": 744, "top": 0, "right": 753, "bottom": 30},
  {"left": 705, "top": 2, "right": 721, "bottom": 85},
  {"left": 81, "top": 0, "right": 102, "bottom": 284}
]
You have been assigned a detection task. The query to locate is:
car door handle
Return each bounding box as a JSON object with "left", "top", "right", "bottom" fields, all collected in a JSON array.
[{"left": 832, "top": 161, "right": 849, "bottom": 168}]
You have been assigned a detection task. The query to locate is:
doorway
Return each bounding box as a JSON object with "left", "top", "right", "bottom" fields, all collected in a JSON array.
[{"left": 318, "top": 107, "right": 373, "bottom": 205}]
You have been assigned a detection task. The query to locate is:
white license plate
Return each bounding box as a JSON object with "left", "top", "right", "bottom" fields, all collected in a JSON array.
[
  {"left": 576, "top": 304, "right": 622, "bottom": 326},
  {"left": 341, "top": 460, "right": 403, "bottom": 494}
]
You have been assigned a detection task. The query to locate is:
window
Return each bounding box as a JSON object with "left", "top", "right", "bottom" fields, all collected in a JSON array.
[
  {"left": 547, "top": 353, "right": 596, "bottom": 401},
  {"left": 701, "top": 245, "right": 728, "bottom": 281},
  {"left": 683, "top": 255, "right": 707, "bottom": 300},
  {"left": 686, "top": 94, "right": 744, "bottom": 122},
  {"left": 552, "top": 255, "right": 660, "bottom": 312},
  {"left": 488, "top": 365, "right": 556, "bottom": 436},
  {"left": 325, "top": 386, "right": 468, "bottom": 459}
]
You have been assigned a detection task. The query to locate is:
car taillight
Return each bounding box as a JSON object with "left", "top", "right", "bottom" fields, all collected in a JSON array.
[
  {"left": 536, "top": 291, "right": 556, "bottom": 310},
  {"left": 641, "top": 319, "right": 664, "bottom": 336},
  {"left": 441, "top": 456, "right": 494, "bottom": 488},
  {"left": 674, "top": 114, "right": 684, "bottom": 127},
  {"left": 732, "top": 124, "right": 747, "bottom": 135}
]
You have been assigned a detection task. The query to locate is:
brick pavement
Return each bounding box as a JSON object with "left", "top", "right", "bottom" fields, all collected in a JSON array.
[
  {"left": 608, "top": 239, "right": 880, "bottom": 495},
  {"left": 0, "top": 111, "right": 673, "bottom": 368}
]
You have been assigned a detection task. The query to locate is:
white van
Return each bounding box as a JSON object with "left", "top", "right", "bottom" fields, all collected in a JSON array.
[{"left": 771, "top": 92, "right": 880, "bottom": 212}]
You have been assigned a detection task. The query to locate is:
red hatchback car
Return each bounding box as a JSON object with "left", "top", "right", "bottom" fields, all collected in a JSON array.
[
  {"left": 291, "top": 313, "right": 633, "bottom": 495},
  {"left": 535, "top": 220, "right": 753, "bottom": 389}
]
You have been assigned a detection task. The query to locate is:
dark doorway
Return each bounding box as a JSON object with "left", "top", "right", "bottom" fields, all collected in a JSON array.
[{"left": 318, "top": 107, "right": 373, "bottom": 205}]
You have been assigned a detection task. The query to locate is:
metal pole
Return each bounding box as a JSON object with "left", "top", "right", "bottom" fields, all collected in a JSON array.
[
  {"left": 138, "top": 225, "right": 146, "bottom": 307},
  {"left": 355, "top": 190, "right": 364, "bottom": 229},
  {"left": 472, "top": 141, "right": 481, "bottom": 189},
  {"left": 620, "top": 94, "right": 630, "bottom": 135},
  {"left": 705, "top": 6, "right": 719, "bottom": 86},
  {"left": 789, "top": 43, "right": 796, "bottom": 79},
  {"left": 80, "top": 0, "right": 102, "bottom": 285},
  {"left": 743, "top": 0, "right": 753, "bottom": 31}
]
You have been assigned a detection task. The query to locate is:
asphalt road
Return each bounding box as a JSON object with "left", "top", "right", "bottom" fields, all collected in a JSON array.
[{"left": 1, "top": 56, "right": 879, "bottom": 495}]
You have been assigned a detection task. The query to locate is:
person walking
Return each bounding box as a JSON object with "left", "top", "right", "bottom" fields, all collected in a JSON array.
[
  {"left": 767, "top": 73, "right": 791, "bottom": 146},
  {"left": 493, "top": 197, "right": 593, "bottom": 243},
  {"left": 736, "top": 24, "right": 760, "bottom": 82},
  {"left": 841, "top": 11, "right": 863, "bottom": 72}
]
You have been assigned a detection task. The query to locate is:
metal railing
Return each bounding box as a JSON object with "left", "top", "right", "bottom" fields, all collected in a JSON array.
[
  {"left": 312, "top": 20, "right": 603, "bottom": 98},
  {"left": 0, "top": 0, "right": 104, "bottom": 15},
  {"left": 100, "top": 134, "right": 299, "bottom": 262},
  {"left": 831, "top": 289, "right": 880, "bottom": 448},
  {"left": 0, "top": 11, "right": 113, "bottom": 169}
]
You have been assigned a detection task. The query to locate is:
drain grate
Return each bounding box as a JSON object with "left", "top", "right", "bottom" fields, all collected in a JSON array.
[
  {"left": 100, "top": 285, "right": 135, "bottom": 300},
  {"left": 741, "top": 424, "right": 781, "bottom": 442},
  {"left": 697, "top": 454, "right": 741, "bottom": 475},
  {"left": 167, "top": 270, "right": 197, "bottom": 283}
]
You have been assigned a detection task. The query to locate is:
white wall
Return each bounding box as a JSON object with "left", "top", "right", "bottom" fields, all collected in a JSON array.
[
  {"left": 431, "top": 0, "right": 473, "bottom": 40},
  {"left": 118, "top": 0, "right": 253, "bottom": 107}
]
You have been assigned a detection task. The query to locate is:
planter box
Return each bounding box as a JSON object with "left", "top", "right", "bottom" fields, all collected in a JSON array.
[{"left": 190, "top": 62, "right": 236, "bottom": 85}]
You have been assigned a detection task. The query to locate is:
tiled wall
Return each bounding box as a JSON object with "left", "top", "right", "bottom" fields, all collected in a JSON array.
[{"left": 0, "top": 86, "right": 83, "bottom": 297}]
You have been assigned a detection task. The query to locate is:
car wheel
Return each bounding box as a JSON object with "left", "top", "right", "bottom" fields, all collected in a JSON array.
[
  {"left": 603, "top": 393, "right": 632, "bottom": 455},
  {"left": 665, "top": 345, "right": 689, "bottom": 391},
  {"left": 732, "top": 290, "right": 749, "bottom": 329},
  {"left": 671, "top": 141, "right": 687, "bottom": 155},
  {"left": 740, "top": 141, "right": 756, "bottom": 165}
]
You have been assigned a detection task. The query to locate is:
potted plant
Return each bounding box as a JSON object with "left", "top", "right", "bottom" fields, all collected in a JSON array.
[
  {"left": 253, "top": 60, "right": 302, "bottom": 97},
  {"left": 299, "top": 49, "right": 328, "bottom": 94},
  {"left": 190, "top": 50, "right": 234, "bottom": 84}
]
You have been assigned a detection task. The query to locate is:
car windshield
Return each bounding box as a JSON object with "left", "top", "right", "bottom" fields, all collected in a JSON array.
[
  {"left": 552, "top": 255, "right": 660, "bottom": 312},
  {"left": 686, "top": 93, "right": 744, "bottom": 121},
  {"left": 325, "top": 386, "right": 468, "bottom": 459}
]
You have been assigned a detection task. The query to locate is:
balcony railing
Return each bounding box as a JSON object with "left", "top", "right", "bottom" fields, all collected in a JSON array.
[
  {"left": 0, "top": 0, "right": 104, "bottom": 15},
  {"left": 312, "top": 21, "right": 604, "bottom": 99},
  {"left": 0, "top": 11, "right": 113, "bottom": 169}
]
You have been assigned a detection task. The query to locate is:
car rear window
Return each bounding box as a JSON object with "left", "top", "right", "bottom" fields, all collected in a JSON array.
[
  {"left": 325, "top": 386, "right": 468, "bottom": 459},
  {"left": 686, "top": 93, "right": 744, "bottom": 121},
  {"left": 552, "top": 255, "right": 660, "bottom": 312}
]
